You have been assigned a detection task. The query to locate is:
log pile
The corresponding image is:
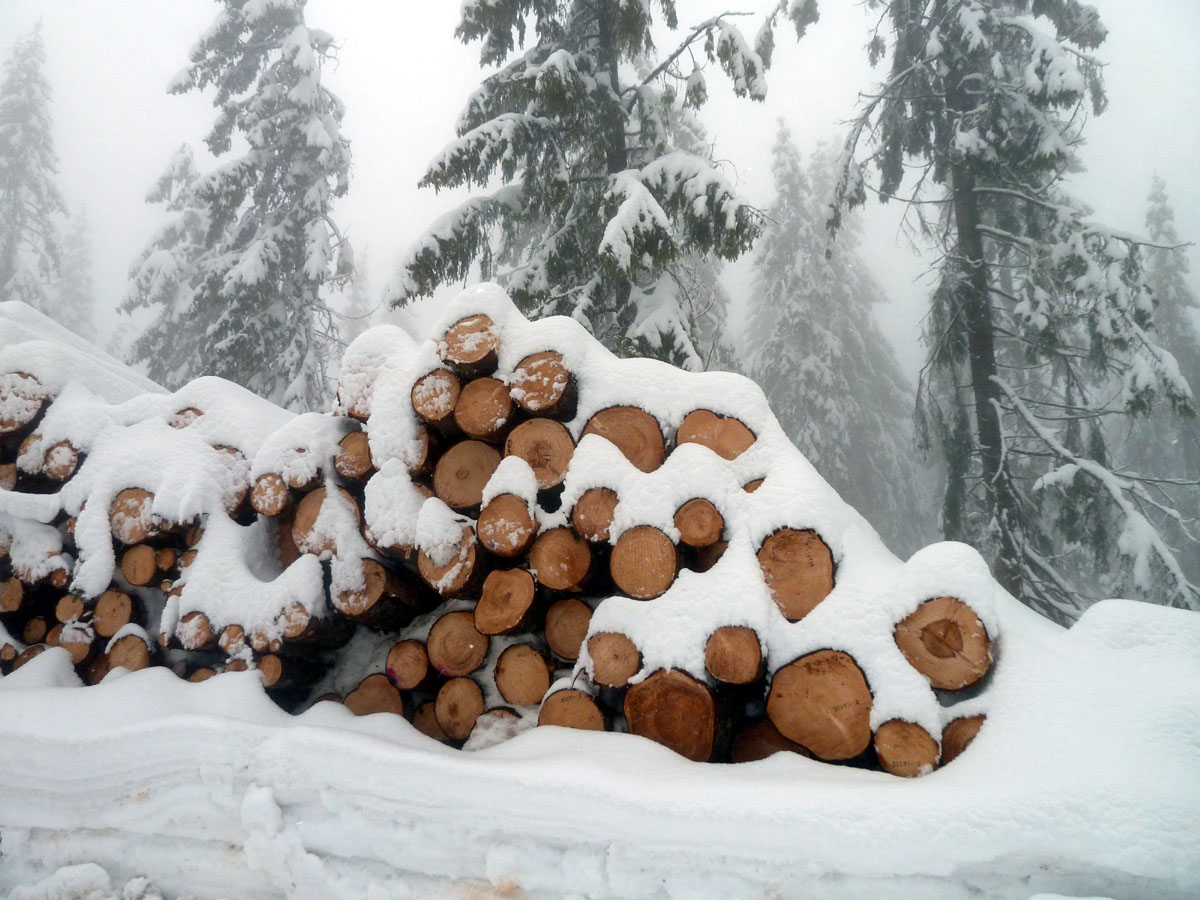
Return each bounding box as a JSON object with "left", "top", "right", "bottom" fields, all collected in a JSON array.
[{"left": 0, "top": 287, "right": 1000, "bottom": 776}]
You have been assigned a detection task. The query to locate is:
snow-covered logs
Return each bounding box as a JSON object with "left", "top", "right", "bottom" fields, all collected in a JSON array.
[{"left": 0, "top": 286, "right": 1002, "bottom": 774}]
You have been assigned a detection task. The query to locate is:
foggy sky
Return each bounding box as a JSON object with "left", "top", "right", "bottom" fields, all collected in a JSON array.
[{"left": 2, "top": 0, "right": 1197, "bottom": 380}]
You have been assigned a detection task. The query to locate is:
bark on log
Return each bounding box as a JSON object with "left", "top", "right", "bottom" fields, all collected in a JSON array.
[
  {"left": 766, "top": 649, "right": 872, "bottom": 761},
  {"left": 493, "top": 643, "right": 552, "bottom": 706},
  {"left": 439, "top": 314, "right": 499, "bottom": 377},
  {"left": 256, "top": 653, "right": 324, "bottom": 692},
  {"left": 411, "top": 368, "right": 462, "bottom": 433},
  {"left": 475, "top": 568, "right": 537, "bottom": 635},
  {"left": 334, "top": 430, "right": 375, "bottom": 482},
  {"left": 432, "top": 440, "right": 502, "bottom": 512},
  {"left": 704, "top": 626, "right": 764, "bottom": 685},
  {"left": 277, "top": 601, "right": 355, "bottom": 648},
  {"left": 693, "top": 540, "right": 728, "bottom": 573},
  {"left": 582, "top": 406, "right": 665, "bottom": 473},
  {"left": 476, "top": 493, "right": 536, "bottom": 558},
  {"left": 43, "top": 441, "right": 79, "bottom": 482},
  {"left": 587, "top": 632, "right": 641, "bottom": 688},
  {"left": 427, "top": 610, "right": 489, "bottom": 677},
  {"left": 544, "top": 598, "right": 592, "bottom": 662},
  {"left": 757, "top": 528, "right": 835, "bottom": 621},
  {"left": 538, "top": 688, "right": 605, "bottom": 731},
  {"left": 874, "top": 719, "right": 940, "bottom": 778},
  {"left": 894, "top": 596, "right": 992, "bottom": 690},
  {"left": 570, "top": 487, "right": 619, "bottom": 543},
  {"left": 385, "top": 639, "right": 431, "bottom": 691},
  {"left": 529, "top": 527, "right": 592, "bottom": 592},
  {"left": 510, "top": 351, "right": 575, "bottom": 418},
  {"left": 334, "top": 559, "right": 437, "bottom": 630},
  {"left": 345, "top": 673, "right": 405, "bottom": 717},
  {"left": 291, "top": 486, "right": 361, "bottom": 556},
  {"left": 13, "top": 643, "right": 47, "bottom": 670},
  {"left": 940, "top": 714, "right": 986, "bottom": 766},
  {"left": 674, "top": 498, "right": 724, "bottom": 548},
  {"left": 675, "top": 410, "right": 756, "bottom": 460},
  {"left": 417, "top": 525, "right": 481, "bottom": 598},
  {"left": 610, "top": 525, "right": 677, "bottom": 599},
  {"left": 454, "top": 377, "right": 514, "bottom": 443},
  {"left": 120, "top": 544, "right": 159, "bottom": 587},
  {"left": 731, "top": 719, "right": 813, "bottom": 764},
  {"left": 504, "top": 419, "right": 574, "bottom": 490},
  {"left": 110, "top": 488, "right": 156, "bottom": 545},
  {"left": 435, "top": 676, "right": 485, "bottom": 740},
  {"left": 624, "top": 669, "right": 717, "bottom": 762}
]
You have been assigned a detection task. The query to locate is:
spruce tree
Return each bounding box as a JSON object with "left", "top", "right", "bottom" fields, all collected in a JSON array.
[
  {"left": 338, "top": 246, "right": 374, "bottom": 347},
  {"left": 391, "top": 1, "right": 817, "bottom": 365},
  {"left": 125, "top": 0, "right": 352, "bottom": 410},
  {"left": 746, "top": 123, "right": 934, "bottom": 554},
  {"left": 0, "top": 25, "right": 65, "bottom": 312},
  {"left": 49, "top": 207, "right": 97, "bottom": 340},
  {"left": 834, "top": 0, "right": 1198, "bottom": 618}
]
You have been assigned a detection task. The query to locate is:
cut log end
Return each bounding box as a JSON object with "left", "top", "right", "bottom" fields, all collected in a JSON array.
[
  {"left": 345, "top": 673, "right": 405, "bottom": 718},
  {"left": 504, "top": 418, "right": 574, "bottom": 490},
  {"left": 757, "top": 528, "right": 835, "bottom": 622},
  {"left": 109, "top": 488, "right": 155, "bottom": 545},
  {"left": 610, "top": 526, "right": 677, "bottom": 600},
  {"left": 334, "top": 430, "right": 374, "bottom": 481},
  {"left": 570, "top": 487, "right": 619, "bottom": 543},
  {"left": 0, "top": 373, "right": 46, "bottom": 433},
  {"left": 120, "top": 544, "right": 159, "bottom": 587},
  {"left": 412, "top": 701, "right": 449, "bottom": 742},
  {"left": 674, "top": 498, "right": 725, "bottom": 548},
  {"left": 177, "top": 610, "right": 215, "bottom": 651},
  {"left": 43, "top": 441, "right": 79, "bottom": 482},
  {"left": 251, "top": 473, "right": 291, "bottom": 518},
  {"left": 587, "top": 632, "right": 641, "bottom": 688},
  {"left": 169, "top": 407, "right": 203, "bottom": 429},
  {"left": 624, "top": 669, "right": 717, "bottom": 762},
  {"left": 494, "top": 644, "right": 552, "bottom": 706},
  {"left": 544, "top": 598, "right": 592, "bottom": 662},
  {"left": 432, "top": 440, "right": 502, "bottom": 512},
  {"left": 292, "top": 486, "right": 361, "bottom": 557},
  {"left": 435, "top": 676, "right": 485, "bottom": 740},
  {"left": 411, "top": 368, "right": 462, "bottom": 430},
  {"left": 417, "top": 525, "right": 479, "bottom": 597},
  {"left": 538, "top": 689, "right": 605, "bottom": 731},
  {"left": 475, "top": 568, "right": 537, "bottom": 636},
  {"left": 476, "top": 493, "right": 536, "bottom": 558},
  {"left": 676, "top": 409, "right": 756, "bottom": 460},
  {"left": 874, "top": 719, "right": 940, "bottom": 778},
  {"left": 940, "top": 714, "right": 986, "bottom": 766},
  {"left": 767, "top": 649, "right": 873, "bottom": 761},
  {"left": 454, "top": 376, "right": 513, "bottom": 442},
  {"left": 582, "top": 406, "right": 665, "bottom": 473},
  {"left": 385, "top": 639, "right": 430, "bottom": 691},
  {"left": 894, "top": 596, "right": 992, "bottom": 690},
  {"left": 94, "top": 590, "right": 134, "bottom": 639},
  {"left": 704, "top": 626, "right": 763, "bottom": 685},
  {"left": 731, "top": 719, "right": 814, "bottom": 764},
  {"left": 108, "top": 633, "right": 151, "bottom": 672},
  {"left": 529, "top": 527, "right": 592, "bottom": 592},
  {"left": 427, "top": 610, "right": 489, "bottom": 677},
  {"left": 510, "top": 351, "right": 573, "bottom": 416},
  {"left": 439, "top": 315, "right": 499, "bottom": 375}
]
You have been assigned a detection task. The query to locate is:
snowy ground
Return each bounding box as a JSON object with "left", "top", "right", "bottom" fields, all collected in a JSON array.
[{"left": 2, "top": 593, "right": 1197, "bottom": 900}]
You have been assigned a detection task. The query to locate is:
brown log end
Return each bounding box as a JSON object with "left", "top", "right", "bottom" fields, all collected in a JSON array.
[
  {"left": 510, "top": 351, "right": 573, "bottom": 416},
  {"left": 587, "top": 632, "right": 641, "bottom": 688},
  {"left": 109, "top": 488, "right": 155, "bottom": 545},
  {"left": 154, "top": 547, "right": 178, "bottom": 573},
  {"left": 334, "top": 430, "right": 374, "bottom": 481},
  {"left": 277, "top": 601, "right": 313, "bottom": 640},
  {"left": 385, "top": 639, "right": 430, "bottom": 691},
  {"left": 435, "top": 676, "right": 485, "bottom": 740},
  {"left": 731, "top": 719, "right": 814, "bottom": 764},
  {"left": 0, "top": 373, "right": 45, "bottom": 433},
  {"left": 432, "top": 440, "right": 502, "bottom": 512},
  {"left": 23, "top": 617, "right": 48, "bottom": 644},
  {"left": 43, "top": 441, "right": 80, "bottom": 482},
  {"left": 582, "top": 406, "right": 665, "bottom": 473},
  {"left": 169, "top": 407, "right": 203, "bottom": 429},
  {"left": 674, "top": 498, "right": 725, "bottom": 548},
  {"left": 494, "top": 643, "right": 552, "bottom": 706},
  {"left": 766, "top": 649, "right": 873, "bottom": 761},
  {"left": 187, "top": 667, "right": 217, "bottom": 683},
  {"left": 538, "top": 689, "right": 605, "bottom": 731},
  {"left": 940, "top": 714, "right": 986, "bottom": 766},
  {"left": 411, "top": 368, "right": 462, "bottom": 430},
  {"left": 177, "top": 610, "right": 216, "bottom": 651},
  {"left": 476, "top": 493, "right": 536, "bottom": 558},
  {"left": 218, "top": 624, "right": 246, "bottom": 655},
  {"left": 1, "top": 577, "right": 24, "bottom": 614},
  {"left": 54, "top": 593, "right": 85, "bottom": 624},
  {"left": 334, "top": 558, "right": 398, "bottom": 619},
  {"left": 610, "top": 525, "right": 677, "bottom": 600},
  {"left": 292, "top": 486, "right": 361, "bottom": 556},
  {"left": 544, "top": 598, "right": 592, "bottom": 662},
  {"left": 676, "top": 409, "right": 756, "bottom": 460},
  {"left": 624, "top": 669, "right": 717, "bottom": 762},
  {"left": 704, "top": 626, "right": 764, "bottom": 685},
  {"left": 13, "top": 643, "right": 48, "bottom": 670},
  {"left": 874, "top": 719, "right": 940, "bottom": 778},
  {"left": 345, "top": 673, "right": 405, "bottom": 717},
  {"left": 743, "top": 478, "right": 764, "bottom": 493},
  {"left": 94, "top": 590, "right": 134, "bottom": 639},
  {"left": 0, "top": 463, "right": 17, "bottom": 491},
  {"left": 417, "top": 525, "right": 479, "bottom": 597},
  {"left": 439, "top": 314, "right": 499, "bottom": 375},
  {"left": 529, "top": 527, "right": 592, "bottom": 592},
  {"left": 570, "top": 487, "right": 619, "bottom": 543},
  {"left": 475, "top": 568, "right": 537, "bottom": 636},
  {"left": 454, "top": 376, "right": 513, "bottom": 442},
  {"left": 757, "top": 528, "right": 835, "bottom": 622},
  {"left": 427, "top": 610, "right": 490, "bottom": 677},
  {"left": 412, "top": 701, "right": 449, "bottom": 741},
  {"left": 894, "top": 596, "right": 992, "bottom": 690},
  {"left": 120, "top": 544, "right": 159, "bottom": 587},
  {"left": 108, "top": 633, "right": 151, "bottom": 672},
  {"left": 504, "top": 418, "right": 574, "bottom": 490}
]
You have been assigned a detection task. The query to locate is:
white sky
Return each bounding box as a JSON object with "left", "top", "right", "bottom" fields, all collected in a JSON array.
[{"left": 3, "top": 0, "right": 1197, "bottom": 379}]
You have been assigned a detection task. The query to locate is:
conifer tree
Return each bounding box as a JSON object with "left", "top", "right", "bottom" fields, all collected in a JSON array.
[
  {"left": 391, "top": 1, "right": 817, "bottom": 364},
  {"left": 125, "top": 0, "right": 352, "bottom": 410},
  {"left": 0, "top": 25, "right": 65, "bottom": 311},
  {"left": 49, "top": 207, "right": 97, "bottom": 340},
  {"left": 746, "top": 124, "right": 934, "bottom": 554},
  {"left": 338, "top": 245, "right": 374, "bottom": 347},
  {"left": 834, "top": 0, "right": 1198, "bottom": 618}
]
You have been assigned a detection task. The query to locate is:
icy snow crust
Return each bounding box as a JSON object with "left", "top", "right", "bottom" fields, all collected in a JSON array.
[{"left": 1, "top": 291, "right": 1198, "bottom": 896}]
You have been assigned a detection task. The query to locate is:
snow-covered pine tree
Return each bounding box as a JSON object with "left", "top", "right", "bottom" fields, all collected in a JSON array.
[
  {"left": 125, "top": 0, "right": 352, "bottom": 410},
  {"left": 834, "top": 0, "right": 1198, "bottom": 618},
  {"left": 745, "top": 123, "right": 934, "bottom": 555},
  {"left": 0, "top": 25, "right": 66, "bottom": 311},
  {"left": 391, "top": 0, "right": 817, "bottom": 366},
  {"left": 338, "top": 246, "right": 374, "bottom": 348},
  {"left": 49, "top": 207, "right": 97, "bottom": 340}
]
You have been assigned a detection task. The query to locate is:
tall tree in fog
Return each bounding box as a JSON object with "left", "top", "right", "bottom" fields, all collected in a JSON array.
[
  {"left": 50, "top": 207, "right": 97, "bottom": 340},
  {"left": 125, "top": 0, "right": 351, "bottom": 410},
  {"left": 0, "top": 25, "right": 65, "bottom": 312},
  {"left": 338, "top": 245, "right": 374, "bottom": 347},
  {"left": 834, "top": 0, "right": 1198, "bottom": 619},
  {"left": 746, "top": 123, "right": 933, "bottom": 553},
  {"left": 391, "top": 1, "right": 817, "bottom": 367}
]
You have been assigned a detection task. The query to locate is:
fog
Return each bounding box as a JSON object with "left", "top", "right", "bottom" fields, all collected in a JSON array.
[{"left": 2, "top": 0, "right": 1198, "bottom": 378}]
